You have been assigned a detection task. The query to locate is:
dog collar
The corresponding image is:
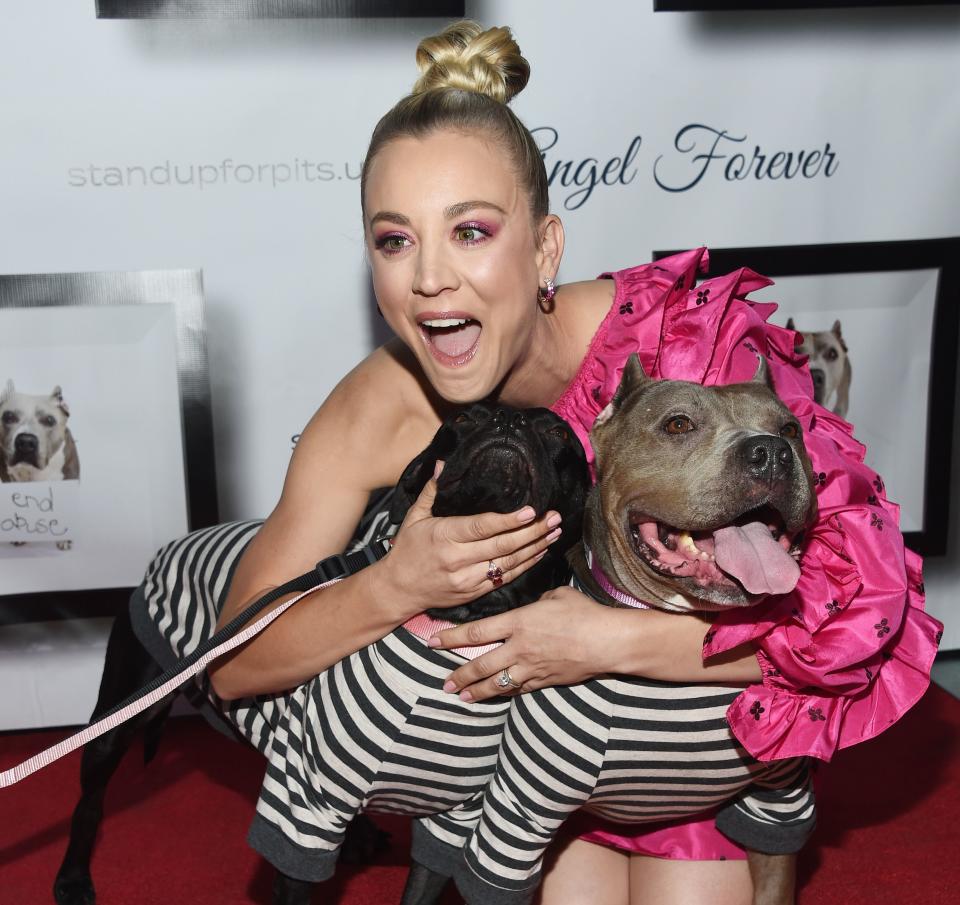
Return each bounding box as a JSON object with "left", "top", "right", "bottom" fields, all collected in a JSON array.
[{"left": 585, "top": 545, "right": 651, "bottom": 610}]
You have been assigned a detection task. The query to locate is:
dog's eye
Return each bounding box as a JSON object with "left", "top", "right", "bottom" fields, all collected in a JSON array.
[
  {"left": 39, "top": 415, "right": 56, "bottom": 428},
  {"left": 454, "top": 413, "right": 471, "bottom": 425},
  {"left": 547, "top": 426, "right": 569, "bottom": 442},
  {"left": 1, "top": 411, "right": 17, "bottom": 425},
  {"left": 664, "top": 415, "right": 695, "bottom": 435},
  {"left": 780, "top": 422, "right": 801, "bottom": 440},
  {"left": 826, "top": 348, "right": 839, "bottom": 362}
]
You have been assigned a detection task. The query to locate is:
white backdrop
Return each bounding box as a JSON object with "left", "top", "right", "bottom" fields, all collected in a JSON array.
[{"left": 1, "top": 0, "right": 959, "bottom": 726}]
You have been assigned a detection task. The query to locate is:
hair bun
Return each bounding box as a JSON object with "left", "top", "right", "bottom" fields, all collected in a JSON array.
[{"left": 413, "top": 21, "right": 530, "bottom": 104}]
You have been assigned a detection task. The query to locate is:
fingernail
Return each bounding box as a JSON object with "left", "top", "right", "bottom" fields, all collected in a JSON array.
[
  {"left": 534, "top": 550, "right": 548, "bottom": 561},
  {"left": 443, "top": 680, "right": 457, "bottom": 693},
  {"left": 427, "top": 636, "right": 441, "bottom": 648},
  {"left": 459, "top": 690, "right": 474, "bottom": 703},
  {"left": 517, "top": 507, "right": 536, "bottom": 522},
  {"left": 546, "top": 512, "right": 562, "bottom": 528},
  {"left": 546, "top": 527, "right": 562, "bottom": 542},
  {"left": 433, "top": 460, "right": 444, "bottom": 478}
]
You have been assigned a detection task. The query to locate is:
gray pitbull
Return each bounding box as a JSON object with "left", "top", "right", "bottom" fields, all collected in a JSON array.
[
  {"left": 786, "top": 317, "right": 851, "bottom": 419},
  {"left": 565, "top": 353, "right": 818, "bottom": 905},
  {"left": 0, "top": 380, "right": 80, "bottom": 483}
]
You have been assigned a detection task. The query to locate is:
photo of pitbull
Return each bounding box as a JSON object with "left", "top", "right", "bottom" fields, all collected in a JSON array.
[
  {"left": 0, "top": 380, "right": 80, "bottom": 483},
  {"left": 786, "top": 317, "right": 851, "bottom": 419},
  {"left": 442, "top": 355, "right": 820, "bottom": 905}
]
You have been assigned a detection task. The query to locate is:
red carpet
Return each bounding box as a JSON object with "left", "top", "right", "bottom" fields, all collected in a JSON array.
[{"left": 1, "top": 684, "right": 957, "bottom": 905}]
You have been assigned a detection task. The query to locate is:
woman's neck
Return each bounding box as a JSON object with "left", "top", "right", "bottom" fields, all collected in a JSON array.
[{"left": 495, "top": 278, "right": 614, "bottom": 409}]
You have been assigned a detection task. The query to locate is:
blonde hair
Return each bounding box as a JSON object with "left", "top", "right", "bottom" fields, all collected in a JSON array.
[{"left": 361, "top": 21, "right": 549, "bottom": 223}]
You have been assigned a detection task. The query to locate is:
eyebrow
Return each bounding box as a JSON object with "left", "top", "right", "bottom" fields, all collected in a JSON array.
[{"left": 368, "top": 199, "right": 508, "bottom": 229}]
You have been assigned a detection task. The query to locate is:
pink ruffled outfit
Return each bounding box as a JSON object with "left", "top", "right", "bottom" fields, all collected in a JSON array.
[{"left": 550, "top": 248, "right": 942, "bottom": 859}]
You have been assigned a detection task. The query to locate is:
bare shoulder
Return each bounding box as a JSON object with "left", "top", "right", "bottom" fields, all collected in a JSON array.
[
  {"left": 554, "top": 276, "right": 617, "bottom": 354},
  {"left": 291, "top": 338, "right": 445, "bottom": 494}
]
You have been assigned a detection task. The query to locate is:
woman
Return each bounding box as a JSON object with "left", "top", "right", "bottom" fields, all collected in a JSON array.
[{"left": 208, "top": 21, "right": 938, "bottom": 905}]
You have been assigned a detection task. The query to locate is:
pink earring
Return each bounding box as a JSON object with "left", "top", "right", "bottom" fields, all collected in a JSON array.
[{"left": 537, "top": 276, "right": 556, "bottom": 306}]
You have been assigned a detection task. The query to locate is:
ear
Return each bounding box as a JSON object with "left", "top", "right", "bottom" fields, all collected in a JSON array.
[
  {"left": 785, "top": 317, "right": 796, "bottom": 331},
  {"left": 0, "top": 379, "right": 12, "bottom": 404},
  {"left": 831, "top": 319, "right": 848, "bottom": 352},
  {"left": 51, "top": 385, "right": 70, "bottom": 416},
  {"left": 595, "top": 353, "right": 650, "bottom": 427},
  {"left": 388, "top": 452, "right": 433, "bottom": 524},
  {"left": 534, "top": 215, "right": 564, "bottom": 288},
  {"left": 387, "top": 424, "right": 458, "bottom": 523},
  {"left": 751, "top": 355, "right": 773, "bottom": 389}
]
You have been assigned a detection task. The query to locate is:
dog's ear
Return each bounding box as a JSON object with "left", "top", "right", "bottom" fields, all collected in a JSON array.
[
  {"left": 831, "top": 320, "right": 848, "bottom": 353},
  {"left": 750, "top": 355, "right": 773, "bottom": 389},
  {"left": 595, "top": 353, "right": 651, "bottom": 427},
  {"left": 0, "top": 379, "right": 12, "bottom": 405},
  {"left": 388, "top": 424, "right": 458, "bottom": 524},
  {"left": 785, "top": 317, "right": 796, "bottom": 331},
  {"left": 51, "top": 386, "right": 70, "bottom": 417}
]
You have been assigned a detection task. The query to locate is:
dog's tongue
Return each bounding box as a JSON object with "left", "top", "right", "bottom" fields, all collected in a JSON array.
[
  {"left": 713, "top": 522, "right": 800, "bottom": 596},
  {"left": 431, "top": 322, "right": 481, "bottom": 358}
]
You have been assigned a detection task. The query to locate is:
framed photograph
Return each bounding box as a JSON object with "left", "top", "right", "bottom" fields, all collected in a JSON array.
[
  {"left": 96, "top": 0, "right": 465, "bottom": 18},
  {"left": 0, "top": 269, "right": 216, "bottom": 621},
  {"left": 652, "top": 239, "right": 960, "bottom": 556},
  {"left": 653, "top": 2, "right": 960, "bottom": 10}
]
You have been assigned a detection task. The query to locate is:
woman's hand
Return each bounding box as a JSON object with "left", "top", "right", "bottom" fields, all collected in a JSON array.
[
  {"left": 370, "top": 462, "right": 564, "bottom": 619},
  {"left": 428, "top": 588, "right": 765, "bottom": 701},
  {"left": 427, "top": 586, "right": 623, "bottom": 702}
]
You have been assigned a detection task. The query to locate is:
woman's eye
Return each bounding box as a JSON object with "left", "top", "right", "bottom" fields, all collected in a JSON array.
[
  {"left": 664, "top": 415, "right": 695, "bottom": 435},
  {"left": 780, "top": 422, "right": 800, "bottom": 440},
  {"left": 453, "top": 223, "right": 490, "bottom": 244},
  {"left": 375, "top": 234, "right": 410, "bottom": 254}
]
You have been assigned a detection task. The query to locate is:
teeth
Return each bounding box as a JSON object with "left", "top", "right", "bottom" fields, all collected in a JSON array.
[
  {"left": 677, "top": 532, "right": 699, "bottom": 557},
  {"left": 678, "top": 531, "right": 714, "bottom": 562},
  {"left": 422, "top": 318, "right": 469, "bottom": 328}
]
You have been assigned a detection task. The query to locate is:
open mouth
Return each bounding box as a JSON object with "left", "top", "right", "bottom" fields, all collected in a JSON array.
[
  {"left": 418, "top": 314, "right": 482, "bottom": 367},
  {"left": 628, "top": 505, "right": 802, "bottom": 598}
]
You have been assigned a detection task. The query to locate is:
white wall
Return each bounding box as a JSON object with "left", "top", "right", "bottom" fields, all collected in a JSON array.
[{"left": 1, "top": 0, "right": 958, "bottom": 728}]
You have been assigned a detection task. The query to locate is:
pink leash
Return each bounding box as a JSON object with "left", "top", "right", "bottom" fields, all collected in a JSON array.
[
  {"left": 0, "top": 579, "right": 504, "bottom": 789},
  {"left": 0, "top": 578, "right": 342, "bottom": 789}
]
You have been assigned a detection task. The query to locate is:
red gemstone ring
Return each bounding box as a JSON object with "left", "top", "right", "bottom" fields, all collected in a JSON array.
[{"left": 486, "top": 561, "right": 504, "bottom": 587}]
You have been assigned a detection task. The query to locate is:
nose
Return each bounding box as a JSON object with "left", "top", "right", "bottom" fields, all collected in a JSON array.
[
  {"left": 809, "top": 368, "right": 825, "bottom": 390},
  {"left": 492, "top": 410, "right": 528, "bottom": 434},
  {"left": 15, "top": 433, "right": 38, "bottom": 455},
  {"left": 411, "top": 241, "right": 459, "bottom": 297},
  {"left": 739, "top": 435, "right": 793, "bottom": 483}
]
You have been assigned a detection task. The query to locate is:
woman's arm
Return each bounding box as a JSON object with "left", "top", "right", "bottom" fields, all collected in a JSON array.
[
  {"left": 431, "top": 587, "right": 760, "bottom": 703},
  {"left": 209, "top": 342, "right": 561, "bottom": 700}
]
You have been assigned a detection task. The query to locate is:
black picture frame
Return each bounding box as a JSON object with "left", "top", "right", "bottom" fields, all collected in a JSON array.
[
  {"left": 0, "top": 269, "right": 217, "bottom": 624},
  {"left": 652, "top": 239, "right": 960, "bottom": 557},
  {"left": 96, "top": 0, "right": 465, "bottom": 18}
]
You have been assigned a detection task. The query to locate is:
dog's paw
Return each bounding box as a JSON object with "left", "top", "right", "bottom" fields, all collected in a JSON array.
[
  {"left": 340, "top": 814, "right": 392, "bottom": 865},
  {"left": 53, "top": 874, "right": 96, "bottom": 905}
]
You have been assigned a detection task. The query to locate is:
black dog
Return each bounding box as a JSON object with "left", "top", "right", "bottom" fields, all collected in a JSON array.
[
  {"left": 54, "top": 403, "right": 588, "bottom": 905},
  {"left": 389, "top": 402, "right": 590, "bottom": 623}
]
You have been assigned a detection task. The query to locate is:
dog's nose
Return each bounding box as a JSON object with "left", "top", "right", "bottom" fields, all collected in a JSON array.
[
  {"left": 14, "top": 433, "right": 38, "bottom": 455},
  {"left": 740, "top": 435, "right": 793, "bottom": 483},
  {"left": 809, "top": 368, "right": 825, "bottom": 390}
]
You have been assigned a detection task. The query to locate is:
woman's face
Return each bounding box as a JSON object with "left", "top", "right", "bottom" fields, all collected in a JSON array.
[{"left": 364, "top": 130, "right": 546, "bottom": 404}]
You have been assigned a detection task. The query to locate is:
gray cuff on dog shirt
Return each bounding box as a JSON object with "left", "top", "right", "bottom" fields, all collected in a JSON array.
[{"left": 247, "top": 813, "right": 340, "bottom": 883}]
